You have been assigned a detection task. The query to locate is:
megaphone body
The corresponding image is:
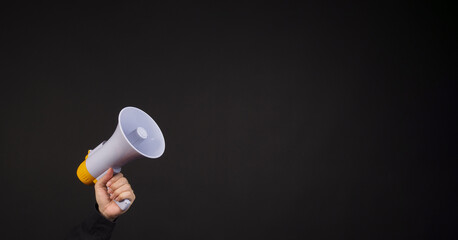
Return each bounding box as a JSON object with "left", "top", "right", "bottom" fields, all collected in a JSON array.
[{"left": 77, "top": 106, "right": 165, "bottom": 210}]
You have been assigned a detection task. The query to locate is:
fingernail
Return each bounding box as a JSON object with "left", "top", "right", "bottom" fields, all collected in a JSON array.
[{"left": 107, "top": 181, "right": 112, "bottom": 187}]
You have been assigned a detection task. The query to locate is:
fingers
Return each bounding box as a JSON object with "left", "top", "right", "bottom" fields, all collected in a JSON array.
[
  {"left": 106, "top": 172, "right": 124, "bottom": 188},
  {"left": 108, "top": 176, "right": 127, "bottom": 190},
  {"left": 95, "top": 168, "right": 114, "bottom": 188},
  {"left": 115, "top": 190, "right": 136, "bottom": 202},
  {"left": 110, "top": 184, "right": 135, "bottom": 202},
  {"left": 107, "top": 175, "right": 135, "bottom": 203}
]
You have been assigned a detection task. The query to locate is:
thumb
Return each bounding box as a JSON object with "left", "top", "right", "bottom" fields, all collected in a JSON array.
[{"left": 95, "top": 168, "right": 113, "bottom": 187}]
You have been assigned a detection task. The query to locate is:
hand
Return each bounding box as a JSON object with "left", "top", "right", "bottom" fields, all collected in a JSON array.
[{"left": 94, "top": 168, "right": 136, "bottom": 221}]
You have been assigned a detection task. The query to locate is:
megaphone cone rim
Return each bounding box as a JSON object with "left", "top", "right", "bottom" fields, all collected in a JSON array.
[{"left": 118, "top": 106, "right": 166, "bottom": 159}]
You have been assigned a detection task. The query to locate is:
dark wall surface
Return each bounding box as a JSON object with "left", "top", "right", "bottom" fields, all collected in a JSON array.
[{"left": 0, "top": 2, "right": 456, "bottom": 239}]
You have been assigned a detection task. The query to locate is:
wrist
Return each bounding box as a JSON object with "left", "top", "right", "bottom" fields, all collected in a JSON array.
[
  {"left": 101, "top": 212, "right": 116, "bottom": 222},
  {"left": 95, "top": 203, "right": 117, "bottom": 222}
]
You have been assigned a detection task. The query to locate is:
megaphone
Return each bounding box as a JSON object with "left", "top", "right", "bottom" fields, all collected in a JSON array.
[{"left": 77, "top": 106, "right": 165, "bottom": 210}]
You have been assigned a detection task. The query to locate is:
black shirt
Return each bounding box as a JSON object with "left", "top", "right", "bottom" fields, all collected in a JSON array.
[{"left": 67, "top": 204, "right": 116, "bottom": 240}]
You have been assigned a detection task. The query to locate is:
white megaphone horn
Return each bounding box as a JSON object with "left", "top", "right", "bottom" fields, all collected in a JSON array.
[{"left": 77, "top": 106, "right": 165, "bottom": 210}]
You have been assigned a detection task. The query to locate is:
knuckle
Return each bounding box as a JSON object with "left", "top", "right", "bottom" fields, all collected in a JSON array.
[
  {"left": 114, "top": 189, "right": 122, "bottom": 196},
  {"left": 110, "top": 184, "right": 118, "bottom": 191},
  {"left": 115, "top": 178, "right": 125, "bottom": 186}
]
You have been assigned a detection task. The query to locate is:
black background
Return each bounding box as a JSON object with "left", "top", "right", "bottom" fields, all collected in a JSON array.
[{"left": 0, "top": 1, "right": 457, "bottom": 239}]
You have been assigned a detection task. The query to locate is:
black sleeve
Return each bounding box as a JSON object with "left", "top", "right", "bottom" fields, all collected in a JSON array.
[{"left": 66, "top": 204, "right": 116, "bottom": 240}]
